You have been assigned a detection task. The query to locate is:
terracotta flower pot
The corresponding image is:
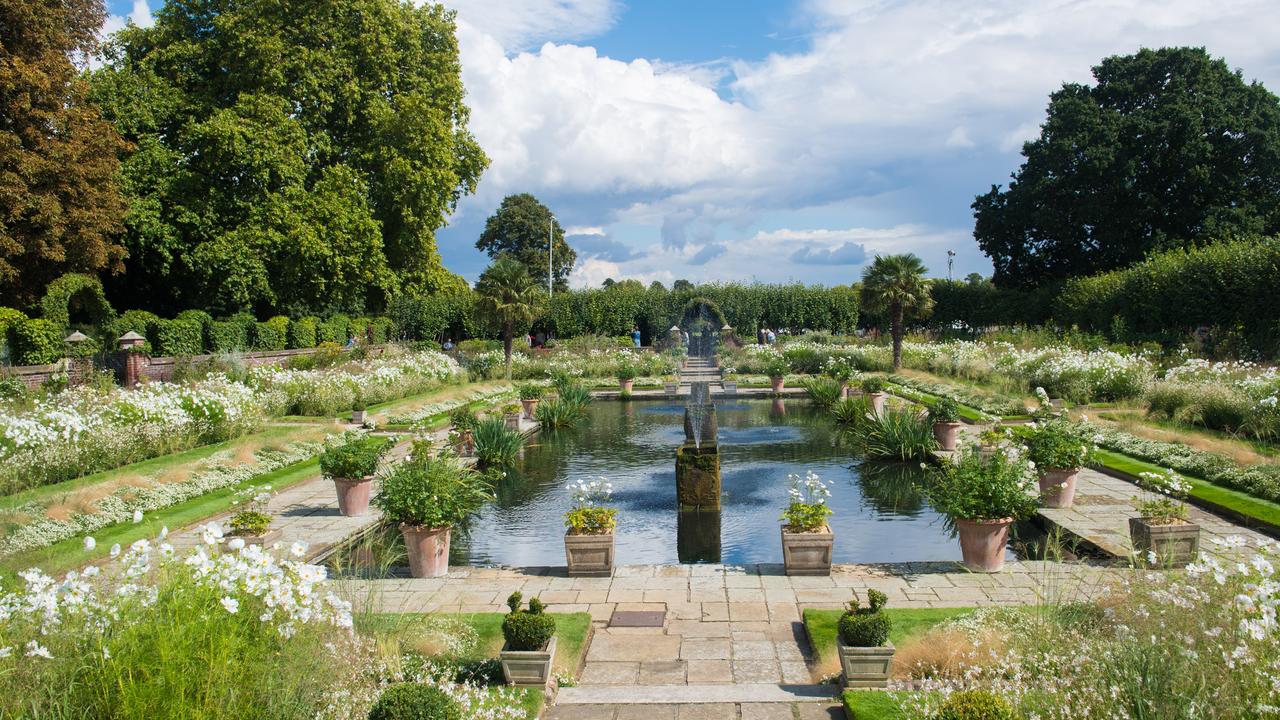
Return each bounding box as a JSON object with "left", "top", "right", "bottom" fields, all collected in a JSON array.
[
  {"left": 781, "top": 525, "right": 833, "bottom": 576},
  {"left": 521, "top": 398, "right": 539, "bottom": 419},
  {"left": 955, "top": 517, "right": 1013, "bottom": 572},
  {"left": 333, "top": 476, "right": 373, "bottom": 516},
  {"left": 838, "top": 382, "right": 849, "bottom": 399},
  {"left": 1038, "top": 468, "right": 1080, "bottom": 509},
  {"left": 770, "top": 376, "right": 785, "bottom": 393},
  {"left": 867, "top": 392, "right": 887, "bottom": 417},
  {"left": 565, "top": 531, "right": 615, "bottom": 577},
  {"left": 401, "top": 524, "right": 452, "bottom": 578},
  {"left": 456, "top": 429, "right": 474, "bottom": 456},
  {"left": 932, "top": 421, "right": 962, "bottom": 451},
  {"left": 619, "top": 379, "right": 634, "bottom": 393}
]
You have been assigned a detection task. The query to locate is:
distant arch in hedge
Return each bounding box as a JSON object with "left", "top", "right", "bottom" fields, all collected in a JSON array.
[
  {"left": 679, "top": 297, "right": 727, "bottom": 330},
  {"left": 40, "top": 274, "right": 115, "bottom": 330}
]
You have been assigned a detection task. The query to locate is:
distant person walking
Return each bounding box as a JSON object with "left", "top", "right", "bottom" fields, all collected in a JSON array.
[
  {"left": 632, "top": 327, "right": 642, "bottom": 348},
  {"left": 766, "top": 328, "right": 776, "bottom": 344},
  {"left": 758, "top": 327, "right": 765, "bottom": 345},
  {"left": 682, "top": 330, "right": 690, "bottom": 348}
]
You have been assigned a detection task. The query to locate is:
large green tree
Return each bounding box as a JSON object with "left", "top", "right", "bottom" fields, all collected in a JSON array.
[
  {"left": 860, "top": 254, "right": 933, "bottom": 370},
  {"left": 0, "top": 0, "right": 128, "bottom": 307},
  {"left": 475, "top": 193, "right": 576, "bottom": 293},
  {"left": 89, "top": 0, "right": 487, "bottom": 315},
  {"left": 475, "top": 256, "right": 540, "bottom": 375},
  {"left": 974, "top": 47, "right": 1280, "bottom": 287}
]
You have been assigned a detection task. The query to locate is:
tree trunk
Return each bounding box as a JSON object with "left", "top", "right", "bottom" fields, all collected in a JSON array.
[
  {"left": 891, "top": 303, "right": 904, "bottom": 371},
  {"left": 503, "top": 321, "right": 514, "bottom": 379}
]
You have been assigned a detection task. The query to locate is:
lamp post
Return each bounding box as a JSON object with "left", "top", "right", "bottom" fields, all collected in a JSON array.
[
  {"left": 548, "top": 215, "right": 554, "bottom": 298},
  {"left": 946, "top": 250, "right": 955, "bottom": 281}
]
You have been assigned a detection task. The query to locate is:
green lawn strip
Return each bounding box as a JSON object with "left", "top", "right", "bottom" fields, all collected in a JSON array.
[
  {"left": 803, "top": 607, "right": 972, "bottom": 675},
  {"left": 0, "top": 424, "right": 324, "bottom": 512},
  {"left": 334, "top": 379, "right": 495, "bottom": 422},
  {"left": 274, "top": 415, "right": 334, "bottom": 424},
  {"left": 885, "top": 383, "right": 987, "bottom": 422},
  {"left": 1094, "top": 410, "right": 1280, "bottom": 459},
  {"left": 0, "top": 457, "right": 322, "bottom": 578},
  {"left": 843, "top": 689, "right": 910, "bottom": 719},
  {"left": 1092, "top": 448, "right": 1280, "bottom": 529},
  {"left": 378, "top": 394, "right": 519, "bottom": 433}
]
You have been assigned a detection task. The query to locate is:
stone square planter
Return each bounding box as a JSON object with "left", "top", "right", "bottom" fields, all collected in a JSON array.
[
  {"left": 500, "top": 635, "right": 557, "bottom": 687},
  {"left": 932, "top": 422, "right": 962, "bottom": 451},
  {"left": 351, "top": 409, "right": 367, "bottom": 425},
  {"left": 838, "top": 641, "right": 895, "bottom": 688},
  {"left": 504, "top": 412, "right": 521, "bottom": 431},
  {"left": 664, "top": 381, "right": 678, "bottom": 394},
  {"left": 781, "top": 525, "right": 833, "bottom": 576},
  {"left": 955, "top": 517, "right": 1012, "bottom": 572},
  {"left": 1129, "top": 517, "right": 1199, "bottom": 567},
  {"left": 723, "top": 381, "right": 737, "bottom": 394},
  {"left": 1038, "top": 468, "right": 1080, "bottom": 509},
  {"left": 565, "top": 531, "right": 615, "bottom": 577},
  {"left": 401, "top": 524, "right": 452, "bottom": 578},
  {"left": 230, "top": 528, "right": 280, "bottom": 549},
  {"left": 333, "top": 476, "right": 373, "bottom": 516}
]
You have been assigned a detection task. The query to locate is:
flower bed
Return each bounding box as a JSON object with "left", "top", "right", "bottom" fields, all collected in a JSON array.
[
  {"left": 384, "top": 387, "right": 517, "bottom": 427},
  {"left": 1090, "top": 424, "right": 1280, "bottom": 502},
  {"left": 463, "top": 348, "right": 676, "bottom": 381},
  {"left": 249, "top": 348, "right": 461, "bottom": 416}
]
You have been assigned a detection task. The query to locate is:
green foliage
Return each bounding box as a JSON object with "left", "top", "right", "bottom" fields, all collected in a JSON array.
[
  {"left": 476, "top": 194, "right": 576, "bottom": 292},
  {"left": 318, "top": 434, "right": 390, "bottom": 480},
  {"left": 860, "top": 376, "right": 886, "bottom": 394},
  {"left": 851, "top": 408, "right": 937, "bottom": 461},
  {"left": 925, "top": 448, "right": 1040, "bottom": 521},
  {"left": 784, "top": 344, "right": 825, "bottom": 374},
  {"left": 289, "top": 316, "right": 319, "bottom": 349},
  {"left": 375, "top": 455, "right": 492, "bottom": 527},
  {"left": 535, "top": 398, "right": 585, "bottom": 430},
  {"left": 208, "top": 321, "right": 247, "bottom": 353},
  {"left": 764, "top": 356, "right": 791, "bottom": 379},
  {"left": 40, "top": 273, "right": 116, "bottom": 330},
  {"left": 389, "top": 291, "right": 478, "bottom": 344},
  {"left": 369, "top": 317, "right": 393, "bottom": 345},
  {"left": 252, "top": 316, "right": 290, "bottom": 351},
  {"left": 319, "top": 315, "right": 351, "bottom": 345},
  {"left": 0, "top": 307, "right": 29, "bottom": 361},
  {"left": 936, "top": 690, "right": 1015, "bottom": 720},
  {"left": 926, "top": 277, "right": 1054, "bottom": 331},
  {"left": 501, "top": 592, "right": 556, "bottom": 651},
  {"left": 832, "top": 396, "right": 874, "bottom": 430},
  {"left": 838, "top": 589, "right": 892, "bottom": 647},
  {"left": 615, "top": 362, "right": 639, "bottom": 381},
  {"left": 11, "top": 318, "right": 66, "bottom": 365},
  {"left": 107, "top": 309, "right": 160, "bottom": 352},
  {"left": 367, "top": 683, "right": 461, "bottom": 720},
  {"left": 449, "top": 408, "right": 478, "bottom": 432},
  {"left": 149, "top": 318, "right": 203, "bottom": 357},
  {"left": 90, "top": 0, "right": 484, "bottom": 313},
  {"left": 976, "top": 47, "right": 1280, "bottom": 288},
  {"left": 472, "top": 417, "right": 524, "bottom": 468},
  {"left": 1022, "top": 418, "right": 1095, "bottom": 470},
  {"left": 861, "top": 254, "right": 933, "bottom": 370},
  {"left": 802, "top": 377, "right": 843, "bottom": 409},
  {"left": 929, "top": 397, "right": 961, "bottom": 424},
  {"left": 517, "top": 384, "right": 544, "bottom": 400},
  {"left": 229, "top": 510, "right": 272, "bottom": 536}
]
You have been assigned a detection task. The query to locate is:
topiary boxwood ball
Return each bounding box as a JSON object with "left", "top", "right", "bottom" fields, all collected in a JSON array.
[
  {"left": 501, "top": 591, "right": 556, "bottom": 651},
  {"left": 837, "top": 588, "right": 892, "bottom": 647},
  {"left": 936, "top": 689, "right": 1016, "bottom": 720},
  {"left": 367, "top": 683, "right": 461, "bottom": 720}
]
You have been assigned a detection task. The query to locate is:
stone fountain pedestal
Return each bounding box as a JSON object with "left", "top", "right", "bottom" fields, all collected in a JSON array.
[{"left": 675, "top": 443, "right": 721, "bottom": 509}]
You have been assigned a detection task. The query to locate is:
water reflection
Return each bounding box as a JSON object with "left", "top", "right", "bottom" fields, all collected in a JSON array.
[{"left": 677, "top": 509, "right": 721, "bottom": 563}]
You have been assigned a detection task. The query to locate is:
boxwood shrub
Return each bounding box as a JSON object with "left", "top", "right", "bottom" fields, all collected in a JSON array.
[
  {"left": 253, "top": 316, "right": 289, "bottom": 351},
  {"left": 149, "top": 318, "right": 204, "bottom": 357},
  {"left": 288, "top": 316, "right": 319, "bottom": 349},
  {"left": 10, "top": 318, "right": 65, "bottom": 365},
  {"left": 366, "top": 683, "right": 460, "bottom": 720},
  {"left": 208, "top": 320, "right": 246, "bottom": 352}
]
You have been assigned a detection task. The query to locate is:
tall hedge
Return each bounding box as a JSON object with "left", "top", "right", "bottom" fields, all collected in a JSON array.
[
  {"left": 252, "top": 316, "right": 290, "bottom": 351},
  {"left": 11, "top": 318, "right": 66, "bottom": 365},
  {"left": 208, "top": 321, "right": 247, "bottom": 353},
  {"left": 149, "top": 318, "right": 204, "bottom": 356},
  {"left": 317, "top": 314, "right": 350, "bottom": 345},
  {"left": 1055, "top": 236, "right": 1280, "bottom": 354},
  {"left": 288, "top": 316, "right": 318, "bottom": 349},
  {"left": 0, "top": 307, "right": 28, "bottom": 362},
  {"left": 926, "top": 280, "right": 1055, "bottom": 330}
]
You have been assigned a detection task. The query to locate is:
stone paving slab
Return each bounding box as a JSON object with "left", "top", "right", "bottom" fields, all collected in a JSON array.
[{"left": 556, "top": 683, "right": 840, "bottom": 704}]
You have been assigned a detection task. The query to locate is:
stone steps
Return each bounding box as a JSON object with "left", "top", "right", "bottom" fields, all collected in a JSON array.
[{"left": 556, "top": 683, "right": 840, "bottom": 704}]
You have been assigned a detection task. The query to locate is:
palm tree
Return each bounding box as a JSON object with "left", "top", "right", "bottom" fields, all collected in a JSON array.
[
  {"left": 860, "top": 254, "right": 934, "bottom": 371},
  {"left": 475, "top": 256, "right": 541, "bottom": 377}
]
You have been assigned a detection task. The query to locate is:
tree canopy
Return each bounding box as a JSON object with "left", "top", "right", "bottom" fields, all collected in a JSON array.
[
  {"left": 475, "top": 256, "right": 541, "bottom": 370},
  {"left": 0, "top": 0, "right": 128, "bottom": 307},
  {"left": 89, "top": 0, "right": 487, "bottom": 315},
  {"left": 475, "top": 193, "right": 576, "bottom": 292},
  {"left": 861, "top": 254, "right": 933, "bottom": 370},
  {"left": 974, "top": 47, "right": 1280, "bottom": 287}
]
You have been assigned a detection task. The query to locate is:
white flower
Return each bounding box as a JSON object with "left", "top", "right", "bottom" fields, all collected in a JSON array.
[
  {"left": 132, "top": 510, "right": 143, "bottom": 524},
  {"left": 228, "top": 538, "right": 245, "bottom": 551},
  {"left": 159, "top": 526, "right": 169, "bottom": 539},
  {"left": 83, "top": 536, "right": 96, "bottom": 551},
  {"left": 201, "top": 522, "right": 224, "bottom": 546},
  {"left": 109, "top": 543, "right": 121, "bottom": 558},
  {"left": 290, "top": 541, "right": 308, "bottom": 558},
  {"left": 24, "top": 641, "right": 52, "bottom": 659},
  {"left": 220, "top": 597, "right": 240, "bottom": 614}
]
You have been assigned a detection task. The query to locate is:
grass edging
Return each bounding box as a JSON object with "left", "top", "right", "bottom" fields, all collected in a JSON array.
[
  {"left": 1092, "top": 448, "right": 1280, "bottom": 538},
  {"left": 802, "top": 607, "right": 973, "bottom": 677},
  {"left": 843, "top": 689, "right": 908, "bottom": 720},
  {"left": 885, "top": 383, "right": 987, "bottom": 423}
]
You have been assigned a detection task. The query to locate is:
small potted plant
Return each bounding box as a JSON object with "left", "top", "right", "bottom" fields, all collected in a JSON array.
[
  {"left": 780, "top": 470, "right": 834, "bottom": 575},
  {"left": 564, "top": 478, "right": 618, "bottom": 576},
  {"left": 1129, "top": 468, "right": 1199, "bottom": 567},
  {"left": 765, "top": 357, "right": 791, "bottom": 394},
  {"left": 518, "top": 384, "right": 544, "bottom": 419},
  {"left": 721, "top": 366, "right": 737, "bottom": 394},
  {"left": 502, "top": 402, "right": 522, "bottom": 431},
  {"left": 319, "top": 433, "right": 390, "bottom": 517},
  {"left": 450, "top": 407, "right": 478, "bottom": 456},
  {"left": 861, "top": 376, "right": 887, "bottom": 416},
  {"left": 924, "top": 447, "right": 1038, "bottom": 572},
  {"left": 929, "top": 397, "right": 963, "bottom": 451},
  {"left": 227, "top": 486, "right": 277, "bottom": 546},
  {"left": 374, "top": 455, "right": 493, "bottom": 577},
  {"left": 1024, "top": 418, "right": 1095, "bottom": 509},
  {"left": 825, "top": 357, "right": 857, "bottom": 398},
  {"left": 663, "top": 374, "right": 678, "bottom": 395},
  {"left": 499, "top": 591, "right": 557, "bottom": 686},
  {"left": 351, "top": 391, "right": 368, "bottom": 425},
  {"left": 837, "top": 589, "right": 894, "bottom": 688},
  {"left": 976, "top": 426, "right": 1007, "bottom": 459},
  {"left": 616, "top": 363, "right": 638, "bottom": 394}
]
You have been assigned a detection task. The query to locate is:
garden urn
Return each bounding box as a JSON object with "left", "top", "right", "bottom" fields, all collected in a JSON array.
[
  {"left": 1038, "top": 468, "right": 1080, "bottom": 509},
  {"left": 504, "top": 412, "right": 521, "bottom": 431},
  {"left": 521, "top": 398, "right": 540, "bottom": 420},
  {"left": 333, "top": 475, "right": 374, "bottom": 516},
  {"left": 619, "top": 379, "right": 634, "bottom": 394},
  {"left": 838, "top": 641, "right": 895, "bottom": 688},
  {"left": 401, "top": 524, "right": 452, "bottom": 578},
  {"left": 770, "top": 376, "right": 786, "bottom": 393},
  {"left": 1128, "top": 517, "right": 1199, "bottom": 568},
  {"left": 867, "top": 392, "right": 887, "bottom": 417},
  {"left": 955, "top": 517, "right": 1012, "bottom": 572},
  {"left": 932, "top": 421, "right": 962, "bottom": 451},
  {"left": 781, "top": 525, "right": 833, "bottom": 576},
  {"left": 564, "top": 530, "right": 615, "bottom": 577},
  {"left": 500, "top": 636, "right": 557, "bottom": 687}
]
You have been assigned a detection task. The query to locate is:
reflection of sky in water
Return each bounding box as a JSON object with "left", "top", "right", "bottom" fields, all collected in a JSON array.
[{"left": 443, "top": 399, "right": 1011, "bottom": 567}]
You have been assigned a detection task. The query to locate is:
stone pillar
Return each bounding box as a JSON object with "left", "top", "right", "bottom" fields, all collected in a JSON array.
[
  {"left": 118, "top": 331, "right": 148, "bottom": 387},
  {"left": 63, "top": 331, "right": 91, "bottom": 387},
  {"left": 675, "top": 443, "right": 721, "bottom": 509},
  {"left": 677, "top": 508, "right": 721, "bottom": 563}
]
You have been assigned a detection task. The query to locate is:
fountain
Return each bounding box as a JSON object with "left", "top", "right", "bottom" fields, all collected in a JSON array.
[{"left": 675, "top": 381, "right": 720, "bottom": 509}]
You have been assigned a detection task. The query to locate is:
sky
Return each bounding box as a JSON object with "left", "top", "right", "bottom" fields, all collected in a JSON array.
[{"left": 102, "top": 0, "right": 1280, "bottom": 288}]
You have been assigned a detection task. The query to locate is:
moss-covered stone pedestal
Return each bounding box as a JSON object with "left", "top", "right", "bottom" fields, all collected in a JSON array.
[{"left": 676, "top": 443, "right": 721, "bottom": 509}]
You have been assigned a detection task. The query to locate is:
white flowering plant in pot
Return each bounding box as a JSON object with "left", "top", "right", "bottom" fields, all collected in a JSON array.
[
  {"left": 780, "top": 471, "right": 835, "bottom": 576},
  {"left": 564, "top": 478, "right": 618, "bottom": 577}
]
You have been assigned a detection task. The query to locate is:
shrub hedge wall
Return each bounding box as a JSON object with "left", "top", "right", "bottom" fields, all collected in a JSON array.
[{"left": 10, "top": 318, "right": 66, "bottom": 365}]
